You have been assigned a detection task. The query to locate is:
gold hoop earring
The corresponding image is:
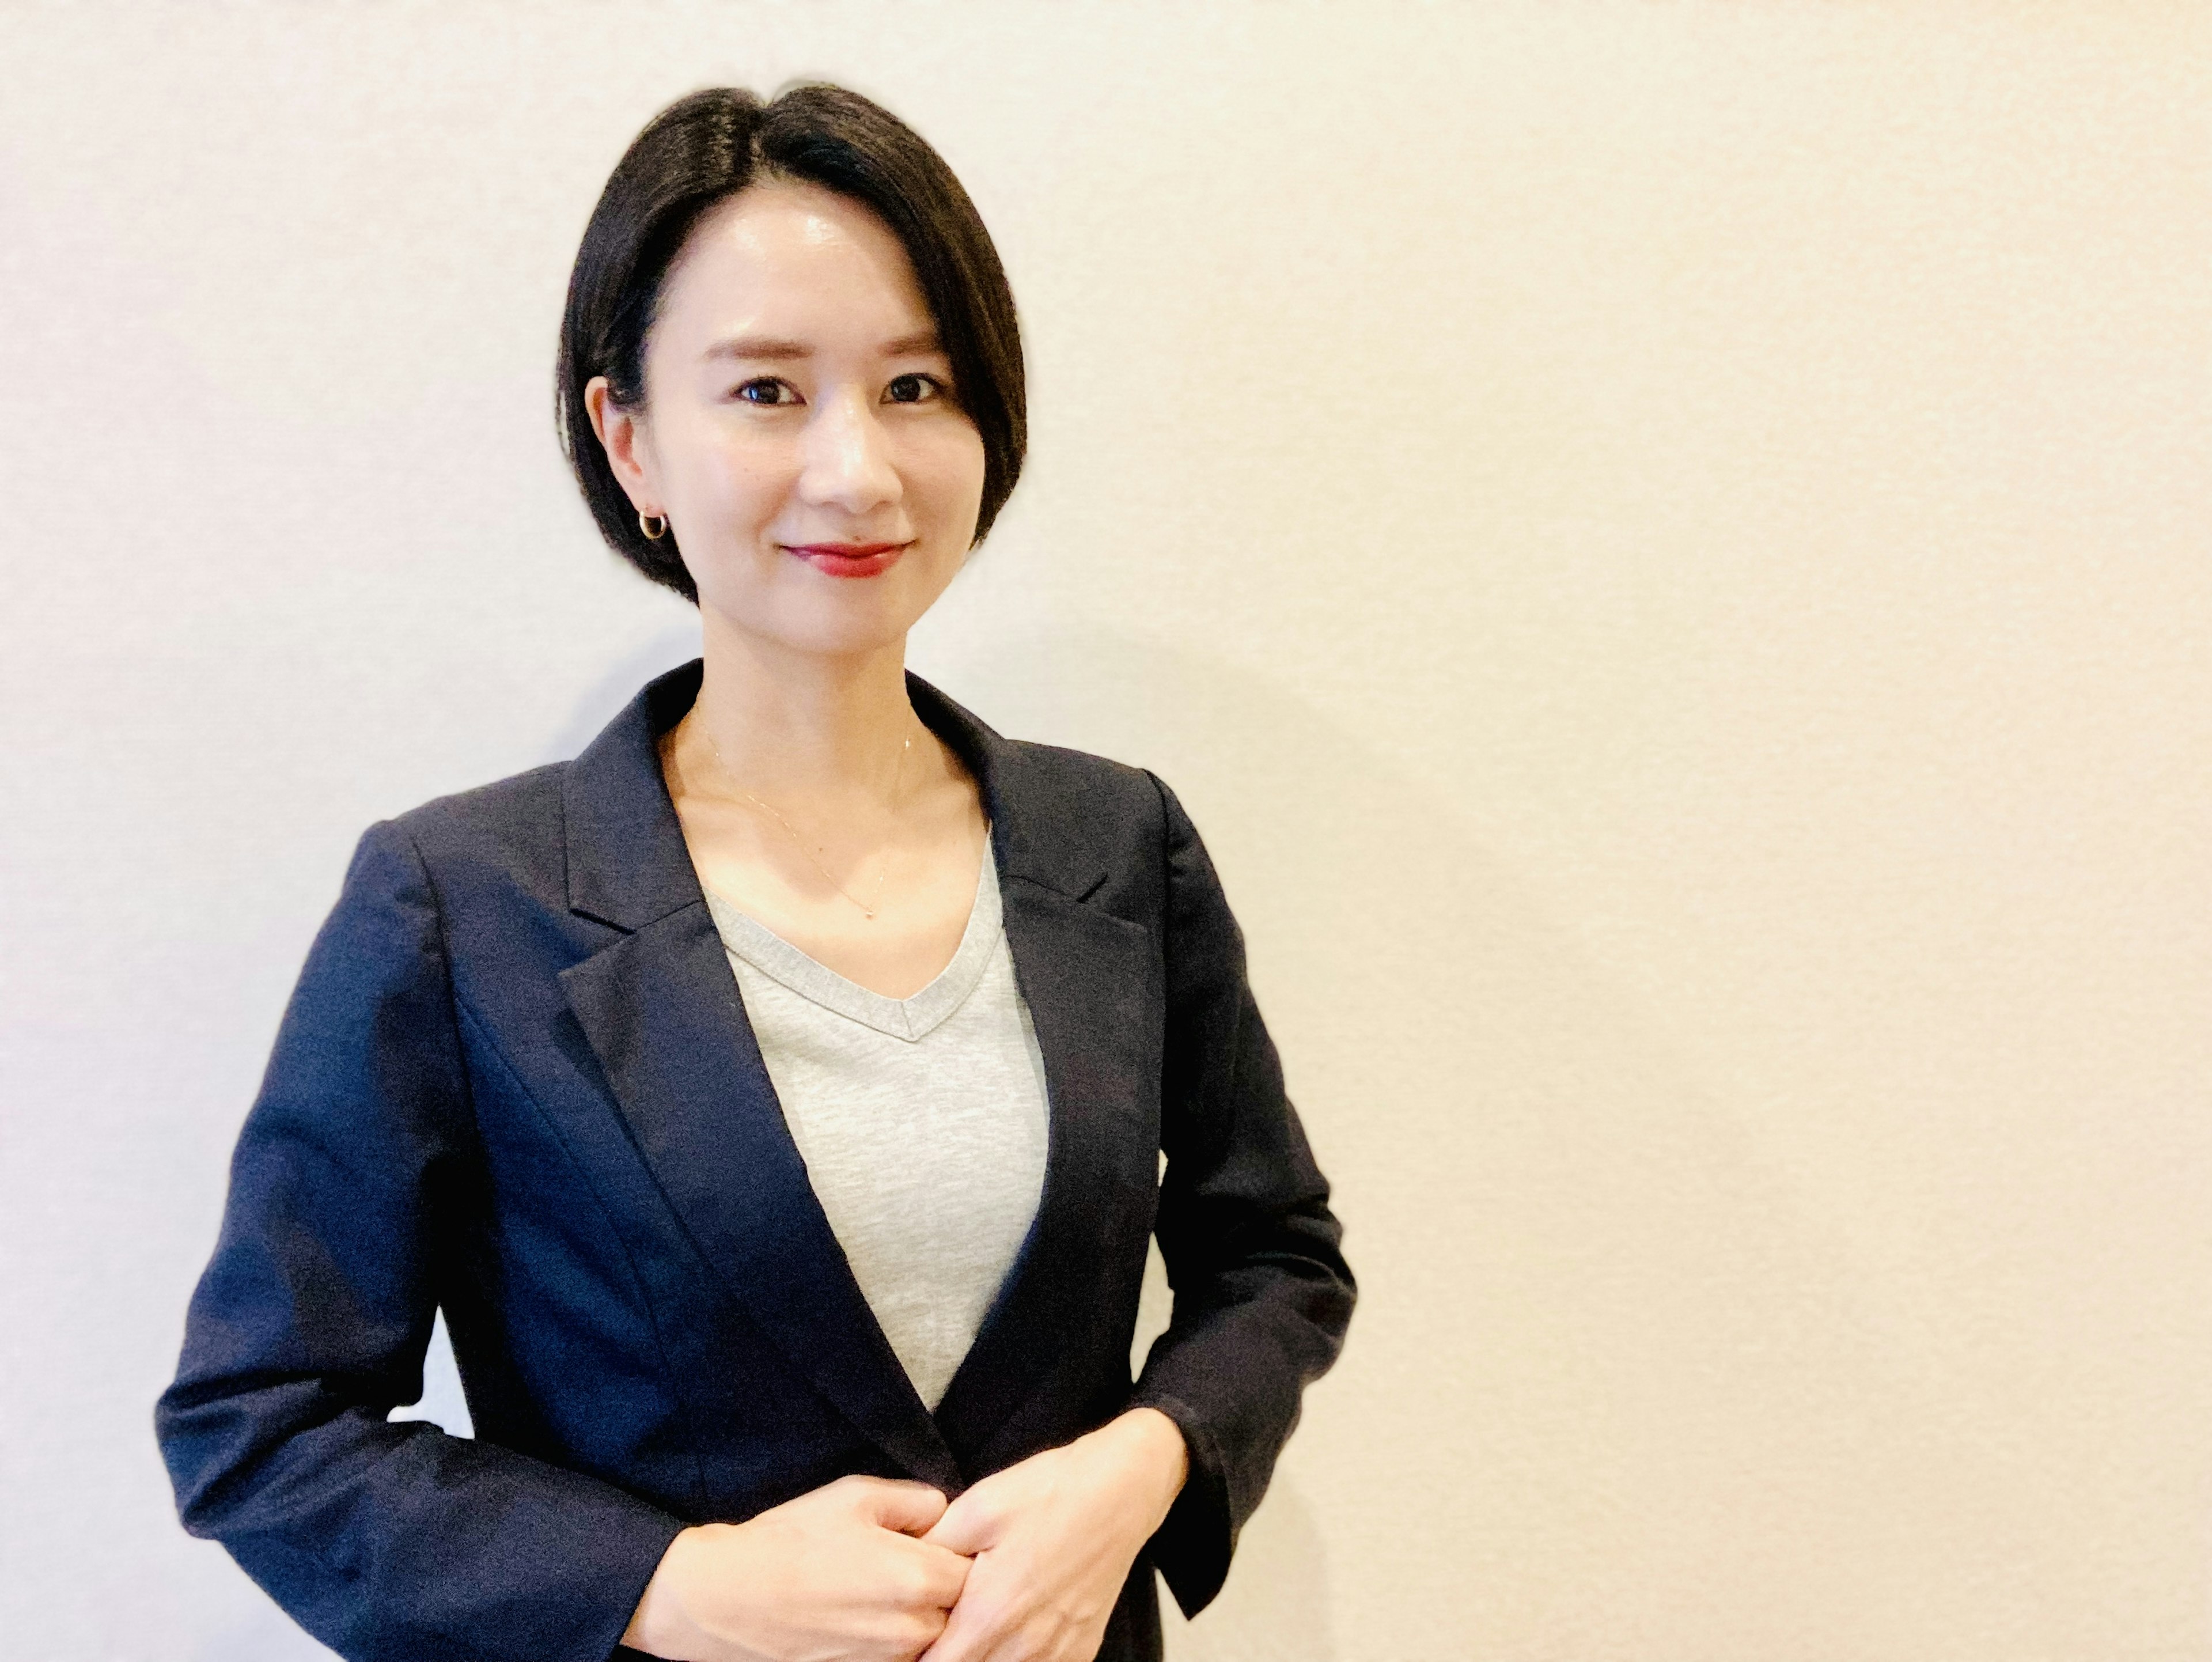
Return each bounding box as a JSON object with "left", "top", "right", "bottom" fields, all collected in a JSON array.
[{"left": 638, "top": 512, "right": 668, "bottom": 541}]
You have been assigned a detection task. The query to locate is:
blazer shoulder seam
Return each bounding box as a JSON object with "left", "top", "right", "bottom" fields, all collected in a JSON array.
[{"left": 388, "top": 821, "right": 488, "bottom": 1161}]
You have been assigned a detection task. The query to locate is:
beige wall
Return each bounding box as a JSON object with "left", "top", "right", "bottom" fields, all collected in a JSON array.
[{"left": 4, "top": 4, "right": 2207, "bottom": 1658}]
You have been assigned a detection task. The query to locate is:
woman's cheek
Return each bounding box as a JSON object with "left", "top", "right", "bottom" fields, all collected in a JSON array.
[
  {"left": 711, "top": 437, "right": 796, "bottom": 533},
  {"left": 915, "top": 439, "right": 987, "bottom": 545}
]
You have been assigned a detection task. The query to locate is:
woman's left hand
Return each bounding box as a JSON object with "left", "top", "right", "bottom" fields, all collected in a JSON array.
[{"left": 916, "top": 1407, "right": 1189, "bottom": 1662}]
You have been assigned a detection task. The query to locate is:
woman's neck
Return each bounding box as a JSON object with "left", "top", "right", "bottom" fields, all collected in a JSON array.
[{"left": 683, "top": 614, "right": 925, "bottom": 803}]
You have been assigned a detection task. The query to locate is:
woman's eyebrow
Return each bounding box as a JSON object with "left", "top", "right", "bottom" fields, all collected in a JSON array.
[
  {"left": 705, "top": 335, "right": 811, "bottom": 362},
  {"left": 702, "top": 331, "right": 943, "bottom": 362}
]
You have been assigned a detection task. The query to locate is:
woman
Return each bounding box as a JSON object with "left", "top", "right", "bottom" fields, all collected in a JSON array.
[{"left": 156, "top": 84, "right": 1353, "bottom": 1662}]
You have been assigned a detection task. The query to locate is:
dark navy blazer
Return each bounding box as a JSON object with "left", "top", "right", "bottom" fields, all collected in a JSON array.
[{"left": 156, "top": 662, "right": 1354, "bottom": 1662}]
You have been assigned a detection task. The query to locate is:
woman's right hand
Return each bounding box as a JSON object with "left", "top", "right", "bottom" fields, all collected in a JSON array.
[{"left": 622, "top": 1475, "right": 972, "bottom": 1662}]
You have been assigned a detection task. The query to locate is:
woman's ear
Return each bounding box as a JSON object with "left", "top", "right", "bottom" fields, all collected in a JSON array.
[{"left": 584, "top": 377, "right": 661, "bottom": 516}]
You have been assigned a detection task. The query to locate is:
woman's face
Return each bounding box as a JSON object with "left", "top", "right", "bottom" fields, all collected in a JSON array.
[{"left": 589, "top": 180, "right": 987, "bottom": 658}]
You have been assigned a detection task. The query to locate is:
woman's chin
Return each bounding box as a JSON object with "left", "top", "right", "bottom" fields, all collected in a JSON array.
[
  {"left": 700, "top": 602, "right": 922, "bottom": 664},
  {"left": 696, "top": 565, "right": 957, "bottom": 661}
]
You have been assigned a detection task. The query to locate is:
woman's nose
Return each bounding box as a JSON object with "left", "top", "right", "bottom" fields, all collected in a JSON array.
[{"left": 798, "top": 392, "right": 902, "bottom": 516}]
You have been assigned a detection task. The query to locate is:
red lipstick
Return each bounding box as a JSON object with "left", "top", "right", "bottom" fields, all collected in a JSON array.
[{"left": 786, "top": 540, "right": 908, "bottom": 578}]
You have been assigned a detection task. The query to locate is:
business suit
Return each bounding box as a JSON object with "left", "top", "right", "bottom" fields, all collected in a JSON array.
[{"left": 156, "top": 660, "right": 1355, "bottom": 1662}]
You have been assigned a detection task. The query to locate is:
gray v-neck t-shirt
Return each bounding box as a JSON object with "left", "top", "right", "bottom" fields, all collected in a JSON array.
[{"left": 704, "top": 839, "right": 1051, "bottom": 1411}]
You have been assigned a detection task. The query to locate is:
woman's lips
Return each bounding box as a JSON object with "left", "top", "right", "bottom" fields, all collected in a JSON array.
[{"left": 785, "top": 540, "right": 909, "bottom": 578}]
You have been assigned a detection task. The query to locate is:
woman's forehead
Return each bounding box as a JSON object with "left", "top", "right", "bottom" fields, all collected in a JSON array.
[{"left": 658, "top": 180, "right": 934, "bottom": 350}]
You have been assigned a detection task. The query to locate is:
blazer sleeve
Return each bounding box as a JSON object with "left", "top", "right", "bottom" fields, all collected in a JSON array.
[
  {"left": 1126, "top": 775, "right": 1357, "bottom": 1618},
  {"left": 153, "top": 820, "right": 687, "bottom": 1662}
]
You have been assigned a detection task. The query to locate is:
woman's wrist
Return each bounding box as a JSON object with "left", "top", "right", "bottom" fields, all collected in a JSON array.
[
  {"left": 620, "top": 1523, "right": 711, "bottom": 1657},
  {"left": 1090, "top": 1406, "right": 1190, "bottom": 1534}
]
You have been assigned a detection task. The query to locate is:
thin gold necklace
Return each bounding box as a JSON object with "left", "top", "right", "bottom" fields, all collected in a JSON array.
[{"left": 699, "top": 724, "right": 911, "bottom": 922}]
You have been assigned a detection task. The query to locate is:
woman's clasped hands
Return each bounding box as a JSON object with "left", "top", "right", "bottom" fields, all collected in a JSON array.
[
  {"left": 622, "top": 1474, "right": 968, "bottom": 1662},
  {"left": 623, "top": 1408, "right": 1188, "bottom": 1662}
]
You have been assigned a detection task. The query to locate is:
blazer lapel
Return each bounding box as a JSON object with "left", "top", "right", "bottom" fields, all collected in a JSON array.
[
  {"left": 929, "top": 877, "right": 1158, "bottom": 1463},
  {"left": 908, "top": 678, "right": 1164, "bottom": 1467},
  {"left": 557, "top": 662, "right": 959, "bottom": 1491}
]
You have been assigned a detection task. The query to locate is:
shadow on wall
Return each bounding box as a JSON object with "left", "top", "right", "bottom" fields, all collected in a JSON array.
[
  {"left": 537, "top": 623, "right": 704, "bottom": 763},
  {"left": 926, "top": 621, "right": 2076, "bottom": 1660}
]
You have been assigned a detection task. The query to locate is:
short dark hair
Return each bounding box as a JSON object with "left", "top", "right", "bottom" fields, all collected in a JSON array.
[{"left": 555, "top": 84, "right": 1026, "bottom": 603}]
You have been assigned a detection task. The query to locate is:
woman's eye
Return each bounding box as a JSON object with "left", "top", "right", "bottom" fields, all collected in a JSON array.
[
  {"left": 884, "top": 373, "right": 943, "bottom": 405},
  {"left": 735, "top": 378, "right": 798, "bottom": 406}
]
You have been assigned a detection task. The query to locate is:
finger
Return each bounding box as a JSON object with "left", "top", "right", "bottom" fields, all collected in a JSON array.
[
  {"left": 918, "top": 1485, "right": 1001, "bottom": 1555},
  {"left": 897, "top": 1536, "right": 974, "bottom": 1608},
  {"left": 914, "top": 1568, "right": 995, "bottom": 1662},
  {"left": 846, "top": 1476, "right": 950, "bottom": 1536}
]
